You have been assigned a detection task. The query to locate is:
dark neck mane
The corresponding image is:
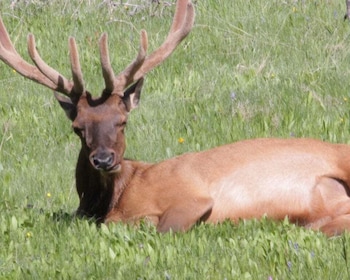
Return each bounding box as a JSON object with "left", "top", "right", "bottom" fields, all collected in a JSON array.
[{"left": 74, "top": 150, "right": 149, "bottom": 223}]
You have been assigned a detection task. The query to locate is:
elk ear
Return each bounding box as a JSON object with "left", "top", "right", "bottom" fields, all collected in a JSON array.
[
  {"left": 54, "top": 92, "right": 77, "bottom": 121},
  {"left": 122, "top": 78, "right": 144, "bottom": 112}
]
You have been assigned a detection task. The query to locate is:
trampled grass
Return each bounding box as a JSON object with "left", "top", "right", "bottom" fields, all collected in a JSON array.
[{"left": 1, "top": 0, "right": 350, "bottom": 278}]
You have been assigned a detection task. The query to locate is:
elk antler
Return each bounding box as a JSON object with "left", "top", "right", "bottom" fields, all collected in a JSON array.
[
  {"left": 101, "top": 0, "right": 195, "bottom": 96},
  {"left": 99, "top": 30, "right": 148, "bottom": 95},
  {"left": 0, "top": 17, "right": 84, "bottom": 100},
  {"left": 0, "top": 0, "right": 194, "bottom": 99},
  {"left": 133, "top": 0, "right": 195, "bottom": 80}
]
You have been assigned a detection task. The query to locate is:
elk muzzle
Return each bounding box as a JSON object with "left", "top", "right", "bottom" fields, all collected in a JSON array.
[{"left": 89, "top": 149, "right": 120, "bottom": 173}]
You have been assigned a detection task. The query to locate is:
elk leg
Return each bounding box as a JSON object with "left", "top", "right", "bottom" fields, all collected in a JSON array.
[
  {"left": 319, "top": 214, "right": 350, "bottom": 236},
  {"left": 157, "top": 196, "right": 214, "bottom": 233},
  {"left": 310, "top": 177, "right": 350, "bottom": 235}
]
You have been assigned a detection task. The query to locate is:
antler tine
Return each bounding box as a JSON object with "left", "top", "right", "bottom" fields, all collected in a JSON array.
[
  {"left": 169, "top": 0, "right": 191, "bottom": 34},
  {"left": 109, "top": 30, "right": 148, "bottom": 96},
  {"left": 68, "top": 37, "right": 85, "bottom": 96},
  {"left": 0, "top": 18, "right": 17, "bottom": 54},
  {"left": 132, "top": 0, "right": 195, "bottom": 82},
  {"left": 27, "top": 34, "right": 74, "bottom": 95},
  {"left": 99, "top": 33, "right": 115, "bottom": 94},
  {"left": 0, "top": 17, "right": 57, "bottom": 90}
]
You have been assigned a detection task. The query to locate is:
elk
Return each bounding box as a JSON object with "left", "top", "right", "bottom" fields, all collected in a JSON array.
[{"left": 2, "top": 0, "right": 350, "bottom": 237}]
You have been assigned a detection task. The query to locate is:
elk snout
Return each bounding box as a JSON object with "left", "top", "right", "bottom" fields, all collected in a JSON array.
[{"left": 89, "top": 149, "right": 119, "bottom": 172}]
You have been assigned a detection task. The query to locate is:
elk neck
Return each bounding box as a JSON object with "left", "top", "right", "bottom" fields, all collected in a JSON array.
[{"left": 75, "top": 147, "right": 152, "bottom": 222}]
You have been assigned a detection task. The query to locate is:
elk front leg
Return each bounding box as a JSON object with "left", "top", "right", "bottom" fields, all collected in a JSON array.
[
  {"left": 308, "top": 176, "right": 350, "bottom": 236},
  {"left": 320, "top": 214, "right": 350, "bottom": 236},
  {"left": 157, "top": 196, "right": 214, "bottom": 233}
]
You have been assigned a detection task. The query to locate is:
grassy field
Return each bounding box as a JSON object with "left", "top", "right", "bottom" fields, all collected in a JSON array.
[{"left": 2, "top": 0, "right": 350, "bottom": 278}]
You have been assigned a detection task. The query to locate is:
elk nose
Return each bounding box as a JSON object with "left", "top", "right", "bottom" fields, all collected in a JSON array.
[{"left": 90, "top": 151, "right": 115, "bottom": 171}]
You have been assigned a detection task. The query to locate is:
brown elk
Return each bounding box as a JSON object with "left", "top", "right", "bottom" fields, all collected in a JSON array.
[{"left": 2, "top": 0, "right": 350, "bottom": 236}]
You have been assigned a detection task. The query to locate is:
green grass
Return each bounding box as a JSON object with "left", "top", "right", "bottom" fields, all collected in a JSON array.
[{"left": 2, "top": 0, "right": 350, "bottom": 278}]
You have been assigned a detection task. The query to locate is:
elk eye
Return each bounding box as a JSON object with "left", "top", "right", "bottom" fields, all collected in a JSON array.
[
  {"left": 115, "top": 122, "right": 126, "bottom": 134},
  {"left": 120, "top": 122, "right": 127, "bottom": 131},
  {"left": 73, "top": 126, "right": 85, "bottom": 137},
  {"left": 115, "top": 122, "right": 126, "bottom": 128}
]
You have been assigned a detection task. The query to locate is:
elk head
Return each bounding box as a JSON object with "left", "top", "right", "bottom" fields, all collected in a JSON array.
[{"left": 0, "top": 0, "right": 194, "bottom": 174}]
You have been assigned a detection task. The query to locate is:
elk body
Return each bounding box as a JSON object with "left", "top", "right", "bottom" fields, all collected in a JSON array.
[{"left": 2, "top": 0, "right": 350, "bottom": 236}]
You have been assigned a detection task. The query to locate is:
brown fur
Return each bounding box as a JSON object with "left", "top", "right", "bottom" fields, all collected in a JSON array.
[{"left": 100, "top": 138, "right": 350, "bottom": 235}]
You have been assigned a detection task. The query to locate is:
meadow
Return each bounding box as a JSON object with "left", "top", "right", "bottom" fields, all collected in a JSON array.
[{"left": 1, "top": 0, "right": 350, "bottom": 278}]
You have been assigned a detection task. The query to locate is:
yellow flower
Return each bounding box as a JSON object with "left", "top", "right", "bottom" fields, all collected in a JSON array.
[
  {"left": 343, "top": 97, "right": 348, "bottom": 102},
  {"left": 178, "top": 137, "right": 185, "bottom": 144},
  {"left": 292, "top": 7, "right": 297, "bottom": 13},
  {"left": 47, "top": 192, "right": 51, "bottom": 198},
  {"left": 12, "top": 69, "right": 16, "bottom": 73},
  {"left": 26, "top": 232, "right": 32, "bottom": 238}
]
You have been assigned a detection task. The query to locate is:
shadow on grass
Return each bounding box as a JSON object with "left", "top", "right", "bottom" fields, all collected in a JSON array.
[
  {"left": 51, "top": 210, "right": 78, "bottom": 224},
  {"left": 25, "top": 203, "right": 98, "bottom": 226}
]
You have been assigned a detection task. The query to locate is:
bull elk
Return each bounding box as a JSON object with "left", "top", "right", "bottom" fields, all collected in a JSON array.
[{"left": 2, "top": 0, "right": 350, "bottom": 237}]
